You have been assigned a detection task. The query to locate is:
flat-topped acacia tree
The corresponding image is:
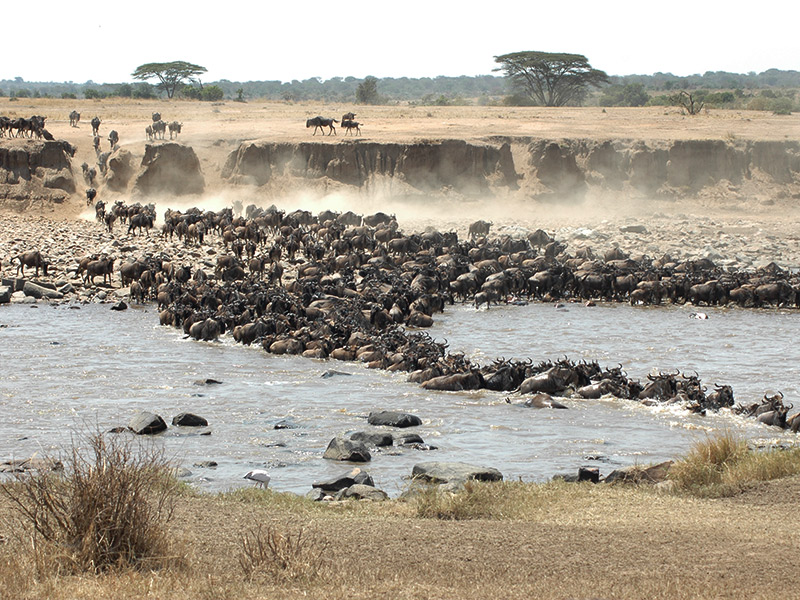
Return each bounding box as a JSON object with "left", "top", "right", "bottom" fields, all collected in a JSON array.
[
  {"left": 494, "top": 51, "right": 609, "bottom": 106},
  {"left": 132, "top": 61, "right": 208, "bottom": 99}
]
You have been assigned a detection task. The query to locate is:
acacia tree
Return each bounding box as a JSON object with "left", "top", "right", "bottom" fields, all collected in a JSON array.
[
  {"left": 494, "top": 51, "right": 609, "bottom": 106},
  {"left": 132, "top": 61, "right": 207, "bottom": 99}
]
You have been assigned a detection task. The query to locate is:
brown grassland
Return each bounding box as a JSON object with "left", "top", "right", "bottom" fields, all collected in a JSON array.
[{"left": 2, "top": 99, "right": 800, "bottom": 599}]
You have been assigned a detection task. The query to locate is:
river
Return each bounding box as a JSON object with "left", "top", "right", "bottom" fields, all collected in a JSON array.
[{"left": 1, "top": 299, "right": 798, "bottom": 496}]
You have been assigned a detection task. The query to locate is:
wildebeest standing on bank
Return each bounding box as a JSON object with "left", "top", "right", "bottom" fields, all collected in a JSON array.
[
  {"left": 108, "top": 130, "right": 119, "bottom": 150},
  {"left": 12, "top": 251, "right": 48, "bottom": 277},
  {"left": 306, "top": 116, "right": 338, "bottom": 136},
  {"left": 342, "top": 119, "right": 362, "bottom": 136},
  {"left": 91, "top": 116, "right": 101, "bottom": 136},
  {"left": 69, "top": 110, "right": 80, "bottom": 127},
  {"left": 152, "top": 120, "right": 167, "bottom": 140},
  {"left": 168, "top": 121, "right": 182, "bottom": 139}
]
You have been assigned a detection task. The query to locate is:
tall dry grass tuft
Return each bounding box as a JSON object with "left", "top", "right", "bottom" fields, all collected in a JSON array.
[
  {"left": 237, "top": 521, "right": 329, "bottom": 583},
  {"left": 0, "top": 431, "right": 182, "bottom": 575},
  {"left": 669, "top": 431, "right": 800, "bottom": 497},
  {"left": 407, "top": 480, "right": 517, "bottom": 520}
]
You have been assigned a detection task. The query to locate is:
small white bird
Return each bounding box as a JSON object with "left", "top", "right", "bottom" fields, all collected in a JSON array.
[
  {"left": 243, "top": 469, "right": 271, "bottom": 488},
  {"left": 691, "top": 312, "right": 709, "bottom": 320}
]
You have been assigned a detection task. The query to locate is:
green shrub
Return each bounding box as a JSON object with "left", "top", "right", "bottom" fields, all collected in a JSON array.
[{"left": 201, "top": 85, "right": 224, "bottom": 102}]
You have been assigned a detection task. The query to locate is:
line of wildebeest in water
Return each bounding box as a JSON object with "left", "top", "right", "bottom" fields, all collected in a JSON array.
[{"left": 7, "top": 202, "right": 800, "bottom": 434}]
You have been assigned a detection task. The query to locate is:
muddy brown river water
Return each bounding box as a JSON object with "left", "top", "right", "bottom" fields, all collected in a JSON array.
[{"left": 1, "top": 299, "right": 798, "bottom": 496}]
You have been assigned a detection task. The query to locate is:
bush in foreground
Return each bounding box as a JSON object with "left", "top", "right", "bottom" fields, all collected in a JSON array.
[{"left": 1, "top": 432, "right": 181, "bottom": 575}]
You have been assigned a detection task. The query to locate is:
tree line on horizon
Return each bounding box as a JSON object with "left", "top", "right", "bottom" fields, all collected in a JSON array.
[{"left": 1, "top": 58, "right": 798, "bottom": 111}]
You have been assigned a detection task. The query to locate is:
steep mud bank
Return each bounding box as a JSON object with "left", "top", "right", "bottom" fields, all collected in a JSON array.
[
  {"left": 221, "top": 137, "right": 800, "bottom": 203},
  {"left": 221, "top": 139, "right": 517, "bottom": 194},
  {"left": 521, "top": 138, "right": 800, "bottom": 201},
  {"left": 0, "top": 140, "right": 76, "bottom": 209}
]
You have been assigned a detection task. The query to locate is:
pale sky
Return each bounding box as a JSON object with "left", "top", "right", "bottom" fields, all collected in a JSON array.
[{"left": 7, "top": 0, "right": 798, "bottom": 84}]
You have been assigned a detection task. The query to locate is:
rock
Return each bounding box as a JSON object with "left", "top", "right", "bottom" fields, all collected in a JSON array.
[
  {"left": 104, "top": 148, "right": 136, "bottom": 192},
  {"left": 273, "top": 419, "right": 299, "bottom": 430},
  {"left": 349, "top": 431, "right": 394, "bottom": 447},
  {"left": 394, "top": 433, "right": 425, "bottom": 445},
  {"left": 22, "top": 281, "right": 63, "bottom": 300},
  {"left": 0, "top": 286, "right": 10, "bottom": 304},
  {"left": 128, "top": 411, "right": 168, "bottom": 435},
  {"left": 193, "top": 460, "right": 217, "bottom": 468},
  {"left": 336, "top": 484, "right": 389, "bottom": 501},
  {"left": 194, "top": 378, "right": 223, "bottom": 385},
  {"left": 411, "top": 461, "right": 503, "bottom": 485},
  {"left": 312, "top": 467, "right": 374, "bottom": 493},
  {"left": 620, "top": 224, "right": 648, "bottom": 234},
  {"left": 604, "top": 461, "right": 673, "bottom": 485},
  {"left": 578, "top": 466, "right": 600, "bottom": 483},
  {"left": 367, "top": 410, "right": 422, "bottom": 428},
  {"left": 133, "top": 143, "right": 205, "bottom": 196},
  {"left": 110, "top": 301, "right": 127, "bottom": 311},
  {"left": 307, "top": 488, "right": 329, "bottom": 502},
  {"left": 172, "top": 412, "right": 208, "bottom": 427},
  {"left": 323, "top": 436, "right": 371, "bottom": 462}
]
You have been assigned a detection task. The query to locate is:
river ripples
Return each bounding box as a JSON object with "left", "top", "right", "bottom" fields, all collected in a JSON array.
[{"left": 1, "top": 300, "right": 798, "bottom": 496}]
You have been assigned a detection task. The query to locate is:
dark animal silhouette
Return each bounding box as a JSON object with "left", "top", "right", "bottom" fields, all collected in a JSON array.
[{"left": 306, "top": 116, "right": 338, "bottom": 136}]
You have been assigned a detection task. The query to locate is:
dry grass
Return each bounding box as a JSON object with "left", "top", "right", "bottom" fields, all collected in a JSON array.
[
  {"left": 3, "top": 471, "right": 800, "bottom": 599},
  {"left": 0, "top": 432, "right": 182, "bottom": 576},
  {"left": 669, "top": 431, "right": 800, "bottom": 497},
  {"left": 238, "top": 521, "right": 329, "bottom": 583}
]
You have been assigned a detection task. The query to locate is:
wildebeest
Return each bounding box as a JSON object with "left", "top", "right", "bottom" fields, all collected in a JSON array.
[
  {"left": 108, "top": 130, "right": 119, "bottom": 150},
  {"left": 91, "top": 116, "right": 101, "bottom": 136},
  {"left": 81, "top": 162, "right": 97, "bottom": 185},
  {"left": 152, "top": 112, "right": 161, "bottom": 122},
  {"left": 341, "top": 119, "right": 361, "bottom": 136},
  {"left": 69, "top": 110, "right": 80, "bottom": 127},
  {"left": 83, "top": 258, "right": 115, "bottom": 286},
  {"left": 306, "top": 116, "right": 338, "bottom": 136},
  {"left": 152, "top": 120, "right": 167, "bottom": 140},
  {"left": 168, "top": 121, "right": 182, "bottom": 139},
  {"left": 13, "top": 251, "right": 48, "bottom": 277},
  {"left": 85, "top": 188, "right": 97, "bottom": 205},
  {"left": 469, "top": 220, "right": 492, "bottom": 240},
  {"left": 145, "top": 125, "right": 154, "bottom": 141}
]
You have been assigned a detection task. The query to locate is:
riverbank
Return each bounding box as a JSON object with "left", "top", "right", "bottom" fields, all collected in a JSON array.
[{"left": 3, "top": 472, "right": 800, "bottom": 600}]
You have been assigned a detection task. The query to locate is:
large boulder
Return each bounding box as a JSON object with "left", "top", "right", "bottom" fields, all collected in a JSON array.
[
  {"left": 22, "top": 281, "right": 63, "bottom": 300},
  {"left": 312, "top": 467, "right": 374, "bottom": 493},
  {"left": 336, "top": 484, "right": 389, "bottom": 501},
  {"left": 323, "top": 436, "right": 371, "bottom": 462},
  {"left": 411, "top": 461, "right": 503, "bottom": 485},
  {"left": 133, "top": 143, "right": 205, "bottom": 196},
  {"left": 172, "top": 412, "right": 208, "bottom": 427},
  {"left": 349, "top": 431, "right": 394, "bottom": 447},
  {"left": 367, "top": 410, "right": 422, "bottom": 428},
  {"left": 0, "top": 285, "right": 13, "bottom": 303},
  {"left": 128, "top": 411, "right": 168, "bottom": 435},
  {"left": 604, "top": 461, "right": 673, "bottom": 485},
  {"left": 104, "top": 148, "right": 136, "bottom": 192}
]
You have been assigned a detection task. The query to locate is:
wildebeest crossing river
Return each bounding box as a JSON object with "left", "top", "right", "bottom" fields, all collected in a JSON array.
[{"left": 1, "top": 300, "right": 799, "bottom": 496}]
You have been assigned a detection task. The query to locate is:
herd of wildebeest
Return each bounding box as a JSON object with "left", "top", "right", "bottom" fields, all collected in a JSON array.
[{"left": 5, "top": 201, "right": 800, "bottom": 434}]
